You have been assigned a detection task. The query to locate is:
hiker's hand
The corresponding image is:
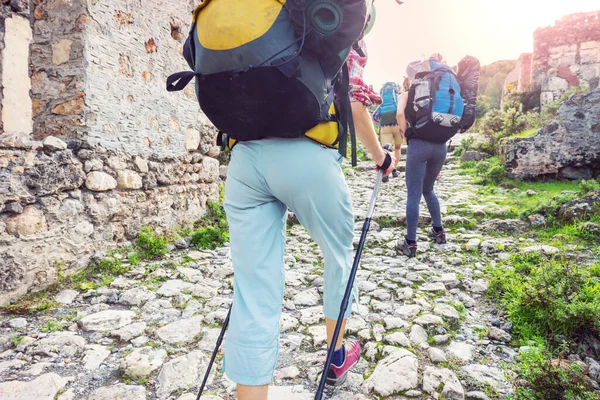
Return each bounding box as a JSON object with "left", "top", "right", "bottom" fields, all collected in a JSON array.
[{"left": 374, "top": 149, "right": 396, "bottom": 177}]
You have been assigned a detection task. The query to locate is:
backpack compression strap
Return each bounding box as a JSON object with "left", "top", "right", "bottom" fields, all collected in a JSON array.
[{"left": 335, "top": 63, "right": 357, "bottom": 167}]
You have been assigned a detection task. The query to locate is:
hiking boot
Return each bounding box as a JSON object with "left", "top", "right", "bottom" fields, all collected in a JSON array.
[
  {"left": 396, "top": 238, "right": 417, "bottom": 258},
  {"left": 428, "top": 227, "right": 447, "bottom": 244},
  {"left": 382, "top": 176, "right": 389, "bottom": 183},
  {"left": 326, "top": 339, "right": 361, "bottom": 387},
  {"left": 392, "top": 169, "right": 399, "bottom": 178}
]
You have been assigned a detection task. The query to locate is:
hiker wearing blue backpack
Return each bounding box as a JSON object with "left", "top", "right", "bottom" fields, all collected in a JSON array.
[
  {"left": 395, "top": 54, "right": 478, "bottom": 258},
  {"left": 373, "top": 81, "right": 403, "bottom": 182}
]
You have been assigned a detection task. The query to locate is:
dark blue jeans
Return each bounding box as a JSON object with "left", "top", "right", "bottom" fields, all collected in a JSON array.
[{"left": 405, "top": 139, "right": 447, "bottom": 241}]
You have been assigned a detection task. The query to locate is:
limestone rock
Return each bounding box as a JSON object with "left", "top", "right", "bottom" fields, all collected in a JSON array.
[
  {"left": 119, "top": 287, "right": 156, "bottom": 306},
  {"left": 112, "top": 322, "right": 147, "bottom": 342},
  {"left": 480, "top": 219, "right": 528, "bottom": 234},
  {"left": 85, "top": 171, "right": 117, "bottom": 192},
  {"left": 423, "top": 366, "right": 465, "bottom": 399},
  {"left": 5, "top": 206, "right": 48, "bottom": 236},
  {"left": 414, "top": 314, "right": 444, "bottom": 327},
  {"left": 384, "top": 332, "right": 411, "bottom": 347},
  {"left": 87, "top": 384, "right": 146, "bottom": 400},
  {"left": 433, "top": 304, "right": 461, "bottom": 320},
  {"left": 460, "top": 151, "right": 487, "bottom": 162},
  {"left": 0, "top": 373, "right": 68, "bottom": 400},
  {"left": 82, "top": 344, "right": 111, "bottom": 370},
  {"left": 428, "top": 347, "right": 447, "bottom": 363},
  {"left": 559, "top": 189, "right": 600, "bottom": 222},
  {"left": 465, "top": 238, "right": 481, "bottom": 251},
  {"left": 27, "top": 332, "right": 86, "bottom": 357},
  {"left": 51, "top": 39, "right": 72, "bottom": 65},
  {"left": 461, "top": 364, "right": 505, "bottom": 388},
  {"left": 55, "top": 289, "right": 78, "bottom": 305},
  {"left": 293, "top": 288, "right": 320, "bottom": 306},
  {"left": 156, "top": 316, "right": 203, "bottom": 344},
  {"left": 184, "top": 128, "right": 201, "bottom": 151},
  {"left": 362, "top": 349, "right": 418, "bottom": 396},
  {"left": 409, "top": 324, "right": 428, "bottom": 344},
  {"left": 522, "top": 244, "right": 559, "bottom": 255},
  {"left": 42, "top": 136, "right": 67, "bottom": 151},
  {"left": 446, "top": 341, "right": 473, "bottom": 362},
  {"left": 157, "top": 351, "right": 208, "bottom": 398},
  {"left": 8, "top": 318, "right": 27, "bottom": 329},
  {"left": 420, "top": 282, "right": 447, "bottom": 292},
  {"left": 121, "top": 347, "right": 167, "bottom": 379},
  {"left": 488, "top": 327, "right": 512, "bottom": 342},
  {"left": 117, "top": 170, "right": 143, "bottom": 189},
  {"left": 79, "top": 310, "right": 136, "bottom": 332}
]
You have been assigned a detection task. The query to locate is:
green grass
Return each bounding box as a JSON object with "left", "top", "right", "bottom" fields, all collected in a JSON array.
[
  {"left": 42, "top": 320, "right": 64, "bottom": 333},
  {"left": 508, "top": 128, "right": 538, "bottom": 139}
]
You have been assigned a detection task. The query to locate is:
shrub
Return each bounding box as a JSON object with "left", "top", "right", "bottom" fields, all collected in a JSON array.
[
  {"left": 136, "top": 227, "right": 168, "bottom": 260},
  {"left": 453, "top": 136, "right": 475, "bottom": 157},
  {"left": 513, "top": 346, "right": 597, "bottom": 400},
  {"left": 579, "top": 179, "right": 600, "bottom": 195},
  {"left": 191, "top": 226, "right": 229, "bottom": 250},
  {"left": 462, "top": 157, "right": 507, "bottom": 186},
  {"left": 489, "top": 254, "right": 600, "bottom": 343},
  {"left": 191, "top": 201, "right": 229, "bottom": 249}
]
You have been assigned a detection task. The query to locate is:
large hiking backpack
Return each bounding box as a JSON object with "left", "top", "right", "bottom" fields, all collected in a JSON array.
[
  {"left": 405, "top": 59, "right": 465, "bottom": 143},
  {"left": 379, "top": 82, "right": 399, "bottom": 126},
  {"left": 166, "top": 0, "right": 369, "bottom": 163},
  {"left": 456, "top": 55, "right": 480, "bottom": 133}
]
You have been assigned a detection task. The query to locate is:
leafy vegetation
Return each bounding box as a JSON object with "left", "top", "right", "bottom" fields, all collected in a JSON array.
[
  {"left": 512, "top": 346, "right": 598, "bottom": 400},
  {"left": 460, "top": 157, "right": 507, "bottom": 186},
  {"left": 191, "top": 201, "right": 229, "bottom": 250},
  {"left": 136, "top": 227, "right": 168, "bottom": 260},
  {"left": 489, "top": 253, "right": 600, "bottom": 343}
]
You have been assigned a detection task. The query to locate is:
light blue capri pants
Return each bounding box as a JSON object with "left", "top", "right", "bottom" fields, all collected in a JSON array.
[{"left": 222, "top": 137, "right": 355, "bottom": 385}]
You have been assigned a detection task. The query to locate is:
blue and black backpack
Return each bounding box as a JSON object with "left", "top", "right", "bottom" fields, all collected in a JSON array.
[
  {"left": 379, "top": 82, "right": 399, "bottom": 126},
  {"left": 406, "top": 59, "right": 465, "bottom": 143}
]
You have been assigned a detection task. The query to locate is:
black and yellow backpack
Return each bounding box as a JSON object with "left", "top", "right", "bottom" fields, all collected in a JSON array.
[{"left": 167, "top": 0, "right": 371, "bottom": 164}]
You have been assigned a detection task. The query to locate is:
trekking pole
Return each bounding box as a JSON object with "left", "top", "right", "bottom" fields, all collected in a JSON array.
[
  {"left": 315, "top": 144, "right": 391, "bottom": 400},
  {"left": 196, "top": 306, "right": 231, "bottom": 400}
]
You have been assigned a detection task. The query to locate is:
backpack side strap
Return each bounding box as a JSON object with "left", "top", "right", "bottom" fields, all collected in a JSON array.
[{"left": 166, "top": 71, "right": 200, "bottom": 92}]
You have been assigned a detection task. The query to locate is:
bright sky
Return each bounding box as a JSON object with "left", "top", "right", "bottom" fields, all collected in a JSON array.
[{"left": 364, "top": 0, "right": 600, "bottom": 90}]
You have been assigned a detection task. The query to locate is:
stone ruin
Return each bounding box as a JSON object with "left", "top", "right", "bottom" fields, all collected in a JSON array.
[
  {"left": 499, "top": 10, "right": 600, "bottom": 180},
  {"left": 504, "top": 10, "right": 600, "bottom": 103},
  {"left": 0, "top": 0, "right": 220, "bottom": 305}
]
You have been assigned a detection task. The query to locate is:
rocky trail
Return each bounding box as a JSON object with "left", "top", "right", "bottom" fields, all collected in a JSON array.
[{"left": 0, "top": 153, "right": 576, "bottom": 400}]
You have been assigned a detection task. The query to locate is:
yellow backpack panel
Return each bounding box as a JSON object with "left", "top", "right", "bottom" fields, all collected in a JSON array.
[{"left": 196, "top": 0, "right": 287, "bottom": 50}]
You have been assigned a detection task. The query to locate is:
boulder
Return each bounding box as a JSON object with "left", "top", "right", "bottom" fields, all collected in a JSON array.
[
  {"left": 499, "top": 90, "right": 600, "bottom": 180},
  {"left": 558, "top": 189, "right": 600, "bottom": 222}
]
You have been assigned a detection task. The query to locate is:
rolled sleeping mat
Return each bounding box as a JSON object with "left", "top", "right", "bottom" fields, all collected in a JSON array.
[
  {"left": 307, "top": 0, "right": 343, "bottom": 36},
  {"left": 288, "top": 0, "right": 368, "bottom": 55}
]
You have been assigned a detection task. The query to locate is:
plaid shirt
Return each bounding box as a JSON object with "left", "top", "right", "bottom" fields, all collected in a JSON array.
[{"left": 347, "top": 40, "right": 382, "bottom": 107}]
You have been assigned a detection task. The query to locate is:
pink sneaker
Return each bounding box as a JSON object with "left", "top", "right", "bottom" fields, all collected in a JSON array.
[{"left": 326, "top": 339, "right": 361, "bottom": 387}]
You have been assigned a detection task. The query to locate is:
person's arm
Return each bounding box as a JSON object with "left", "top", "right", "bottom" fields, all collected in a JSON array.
[
  {"left": 351, "top": 102, "right": 396, "bottom": 175},
  {"left": 396, "top": 92, "right": 408, "bottom": 139}
]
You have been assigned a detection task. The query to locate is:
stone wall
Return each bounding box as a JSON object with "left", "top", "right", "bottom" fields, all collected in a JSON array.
[
  {"left": 533, "top": 11, "right": 600, "bottom": 104},
  {"left": 0, "top": 0, "right": 219, "bottom": 306},
  {"left": 499, "top": 90, "right": 600, "bottom": 180},
  {"left": 502, "top": 52, "right": 532, "bottom": 102}
]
